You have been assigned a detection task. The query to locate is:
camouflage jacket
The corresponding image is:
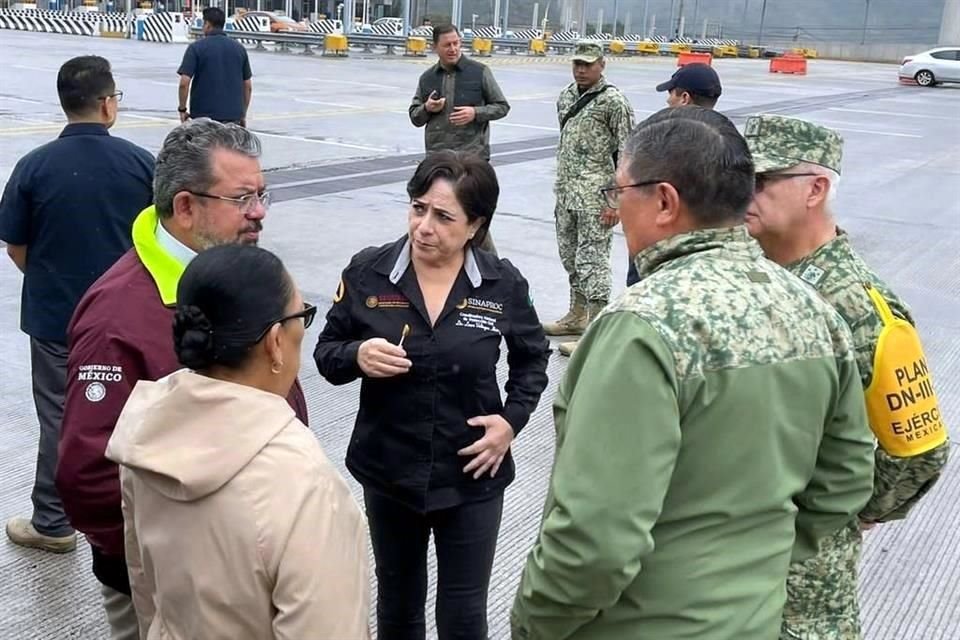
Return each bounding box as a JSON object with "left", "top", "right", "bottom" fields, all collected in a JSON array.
[
  {"left": 408, "top": 56, "right": 510, "bottom": 161},
  {"left": 554, "top": 78, "right": 634, "bottom": 212},
  {"left": 511, "top": 226, "right": 874, "bottom": 640},
  {"left": 788, "top": 231, "right": 950, "bottom": 522}
]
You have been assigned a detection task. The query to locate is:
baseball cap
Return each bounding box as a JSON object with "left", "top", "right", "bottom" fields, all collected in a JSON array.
[
  {"left": 655, "top": 63, "right": 722, "bottom": 98},
  {"left": 743, "top": 114, "right": 843, "bottom": 174},
  {"left": 572, "top": 41, "right": 603, "bottom": 63}
]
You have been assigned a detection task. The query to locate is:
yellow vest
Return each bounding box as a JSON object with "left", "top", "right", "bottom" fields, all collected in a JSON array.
[{"left": 863, "top": 285, "right": 947, "bottom": 457}]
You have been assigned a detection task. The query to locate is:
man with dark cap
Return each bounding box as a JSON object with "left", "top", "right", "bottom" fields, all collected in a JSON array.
[
  {"left": 656, "top": 62, "right": 723, "bottom": 109},
  {"left": 625, "top": 63, "right": 724, "bottom": 287}
]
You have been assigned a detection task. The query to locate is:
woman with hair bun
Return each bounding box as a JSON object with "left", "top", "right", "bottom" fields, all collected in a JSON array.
[{"left": 105, "top": 244, "right": 370, "bottom": 640}]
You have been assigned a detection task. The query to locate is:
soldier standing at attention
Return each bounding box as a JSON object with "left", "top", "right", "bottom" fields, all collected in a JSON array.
[
  {"left": 543, "top": 42, "right": 634, "bottom": 356},
  {"left": 409, "top": 23, "right": 509, "bottom": 256},
  {"left": 743, "top": 114, "right": 950, "bottom": 640}
]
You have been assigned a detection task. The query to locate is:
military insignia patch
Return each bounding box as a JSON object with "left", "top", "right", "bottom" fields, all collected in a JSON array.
[
  {"left": 799, "top": 264, "right": 825, "bottom": 286},
  {"left": 744, "top": 117, "right": 761, "bottom": 137},
  {"left": 333, "top": 278, "right": 345, "bottom": 303}
]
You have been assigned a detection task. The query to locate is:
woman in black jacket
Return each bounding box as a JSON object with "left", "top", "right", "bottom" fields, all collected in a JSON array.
[{"left": 314, "top": 151, "right": 550, "bottom": 640}]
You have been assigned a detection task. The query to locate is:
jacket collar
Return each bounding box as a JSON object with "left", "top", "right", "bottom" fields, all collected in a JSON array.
[
  {"left": 372, "top": 236, "right": 500, "bottom": 288},
  {"left": 132, "top": 206, "right": 186, "bottom": 306},
  {"left": 787, "top": 227, "right": 852, "bottom": 288},
  {"left": 632, "top": 225, "right": 761, "bottom": 282},
  {"left": 434, "top": 55, "right": 466, "bottom": 74},
  {"left": 59, "top": 122, "right": 110, "bottom": 138}
]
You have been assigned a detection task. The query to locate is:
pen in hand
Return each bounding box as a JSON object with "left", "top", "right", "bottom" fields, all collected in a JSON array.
[{"left": 398, "top": 323, "right": 410, "bottom": 348}]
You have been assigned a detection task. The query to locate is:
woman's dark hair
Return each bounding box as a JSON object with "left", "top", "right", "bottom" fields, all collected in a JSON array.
[
  {"left": 406, "top": 150, "right": 500, "bottom": 247},
  {"left": 173, "top": 245, "right": 294, "bottom": 370}
]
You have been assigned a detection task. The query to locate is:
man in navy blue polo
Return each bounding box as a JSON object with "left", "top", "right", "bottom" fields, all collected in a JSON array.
[
  {"left": 177, "top": 7, "right": 253, "bottom": 126},
  {"left": 0, "top": 55, "right": 154, "bottom": 554}
]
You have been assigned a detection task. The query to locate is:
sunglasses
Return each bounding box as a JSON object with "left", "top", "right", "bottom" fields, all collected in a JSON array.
[
  {"left": 254, "top": 302, "right": 317, "bottom": 342},
  {"left": 754, "top": 172, "right": 820, "bottom": 193}
]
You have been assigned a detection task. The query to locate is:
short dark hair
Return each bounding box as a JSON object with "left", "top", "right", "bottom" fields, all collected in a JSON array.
[
  {"left": 624, "top": 106, "right": 754, "bottom": 225},
  {"left": 406, "top": 151, "right": 499, "bottom": 248},
  {"left": 432, "top": 23, "right": 459, "bottom": 45},
  {"left": 202, "top": 7, "right": 225, "bottom": 28},
  {"left": 173, "top": 245, "right": 294, "bottom": 370},
  {"left": 56, "top": 56, "right": 115, "bottom": 117},
  {"left": 678, "top": 89, "right": 719, "bottom": 110}
]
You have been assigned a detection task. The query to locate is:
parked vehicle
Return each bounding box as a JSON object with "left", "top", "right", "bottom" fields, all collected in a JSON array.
[
  {"left": 899, "top": 47, "right": 960, "bottom": 87},
  {"left": 240, "top": 11, "right": 308, "bottom": 33}
]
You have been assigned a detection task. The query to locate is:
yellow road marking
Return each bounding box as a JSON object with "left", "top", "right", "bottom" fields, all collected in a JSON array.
[{"left": 0, "top": 92, "right": 564, "bottom": 137}]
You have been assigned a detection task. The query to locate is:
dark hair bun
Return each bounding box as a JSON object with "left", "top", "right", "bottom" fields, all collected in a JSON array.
[{"left": 173, "top": 305, "right": 216, "bottom": 370}]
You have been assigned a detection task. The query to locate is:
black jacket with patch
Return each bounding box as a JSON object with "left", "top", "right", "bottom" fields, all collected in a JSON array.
[{"left": 314, "top": 236, "right": 549, "bottom": 512}]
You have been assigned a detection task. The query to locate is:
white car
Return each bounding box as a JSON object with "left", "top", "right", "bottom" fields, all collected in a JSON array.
[{"left": 899, "top": 47, "right": 960, "bottom": 87}]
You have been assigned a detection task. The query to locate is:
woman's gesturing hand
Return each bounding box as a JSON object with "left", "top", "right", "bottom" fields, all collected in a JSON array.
[
  {"left": 357, "top": 338, "right": 412, "bottom": 378},
  {"left": 457, "top": 415, "right": 515, "bottom": 479}
]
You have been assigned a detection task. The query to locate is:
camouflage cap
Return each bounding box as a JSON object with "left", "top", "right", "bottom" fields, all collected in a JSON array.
[
  {"left": 572, "top": 41, "right": 603, "bottom": 63},
  {"left": 743, "top": 114, "right": 844, "bottom": 174}
]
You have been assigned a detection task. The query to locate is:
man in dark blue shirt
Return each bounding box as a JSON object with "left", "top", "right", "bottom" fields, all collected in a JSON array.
[
  {"left": 177, "top": 7, "right": 253, "bottom": 126},
  {"left": 0, "top": 55, "right": 154, "bottom": 557}
]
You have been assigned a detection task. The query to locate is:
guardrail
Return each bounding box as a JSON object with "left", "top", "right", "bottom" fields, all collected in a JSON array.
[
  {"left": 194, "top": 28, "right": 620, "bottom": 57},
  {"left": 191, "top": 27, "right": 765, "bottom": 59}
]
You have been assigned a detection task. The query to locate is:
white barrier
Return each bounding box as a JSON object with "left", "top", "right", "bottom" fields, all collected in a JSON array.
[
  {"left": 139, "top": 12, "right": 188, "bottom": 43},
  {"left": 308, "top": 19, "right": 342, "bottom": 35},
  {"left": 0, "top": 9, "right": 128, "bottom": 37}
]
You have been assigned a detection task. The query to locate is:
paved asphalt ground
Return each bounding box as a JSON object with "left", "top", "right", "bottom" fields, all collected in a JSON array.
[{"left": 0, "top": 30, "right": 958, "bottom": 639}]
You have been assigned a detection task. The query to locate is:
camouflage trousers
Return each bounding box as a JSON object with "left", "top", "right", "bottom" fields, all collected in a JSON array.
[
  {"left": 554, "top": 205, "right": 612, "bottom": 304},
  {"left": 781, "top": 522, "right": 862, "bottom": 640}
]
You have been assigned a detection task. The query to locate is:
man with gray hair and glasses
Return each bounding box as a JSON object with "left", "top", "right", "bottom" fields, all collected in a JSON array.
[
  {"left": 743, "top": 114, "right": 949, "bottom": 640},
  {"left": 56, "top": 119, "right": 308, "bottom": 640},
  {"left": 511, "top": 107, "right": 874, "bottom": 639}
]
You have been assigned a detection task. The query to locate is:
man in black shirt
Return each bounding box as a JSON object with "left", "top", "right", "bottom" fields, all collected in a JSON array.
[
  {"left": 0, "top": 55, "right": 154, "bottom": 557},
  {"left": 177, "top": 7, "right": 253, "bottom": 126}
]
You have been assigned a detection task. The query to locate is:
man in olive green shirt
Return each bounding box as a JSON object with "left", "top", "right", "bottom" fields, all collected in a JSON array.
[{"left": 510, "top": 107, "right": 875, "bottom": 640}]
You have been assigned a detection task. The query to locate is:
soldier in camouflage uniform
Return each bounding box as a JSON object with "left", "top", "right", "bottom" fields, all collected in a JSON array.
[
  {"left": 543, "top": 42, "right": 635, "bottom": 356},
  {"left": 511, "top": 107, "right": 875, "bottom": 640},
  {"left": 743, "top": 114, "right": 950, "bottom": 640}
]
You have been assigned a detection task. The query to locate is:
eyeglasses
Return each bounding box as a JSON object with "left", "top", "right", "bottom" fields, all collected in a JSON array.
[
  {"left": 99, "top": 91, "right": 123, "bottom": 103},
  {"left": 599, "top": 180, "right": 669, "bottom": 209},
  {"left": 254, "top": 302, "right": 318, "bottom": 342},
  {"left": 754, "top": 172, "right": 820, "bottom": 193},
  {"left": 189, "top": 190, "right": 272, "bottom": 214}
]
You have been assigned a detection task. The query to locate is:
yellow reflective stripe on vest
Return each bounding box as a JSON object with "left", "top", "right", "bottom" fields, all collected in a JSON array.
[
  {"left": 131, "top": 206, "right": 185, "bottom": 306},
  {"left": 863, "top": 284, "right": 946, "bottom": 457}
]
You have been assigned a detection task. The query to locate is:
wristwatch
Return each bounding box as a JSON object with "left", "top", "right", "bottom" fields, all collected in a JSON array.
[{"left": 177, "top": 107, "right": 187, "bottom": 113}]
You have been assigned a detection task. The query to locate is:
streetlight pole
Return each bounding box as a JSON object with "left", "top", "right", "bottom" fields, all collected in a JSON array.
[
  {"left": 757, "top": 0, "right": 767, "bottom": 44},
  {"left": 860, "top": 0, "right": 870, "bottom": 45}
]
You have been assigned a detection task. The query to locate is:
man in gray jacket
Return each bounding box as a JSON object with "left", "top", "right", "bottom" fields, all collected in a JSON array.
[{"left": 409, "top": 24, "right": 510, "bottom": 161}]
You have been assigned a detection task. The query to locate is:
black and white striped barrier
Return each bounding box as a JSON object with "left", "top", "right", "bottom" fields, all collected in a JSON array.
[
  {"left": 308, "top": 19, "right": 342, "bottom": 34},
  {"left": 231, "top": 14, "right": 269, "bottom": 45},
  {"left": 137, "top": 12, "right": 189, "bottom": 43},
  {"left": 0, "top": 9, "right": 96, "bottom": 36},
  {"left": 471, "top": 26, "right": 500, "bottom": 39}
]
